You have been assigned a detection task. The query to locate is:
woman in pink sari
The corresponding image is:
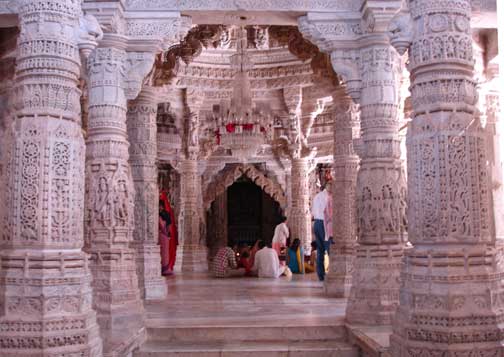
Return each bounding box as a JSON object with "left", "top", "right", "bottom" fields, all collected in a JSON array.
[{"left": 158, "top": 200, "right": 171, "bottom": 276}]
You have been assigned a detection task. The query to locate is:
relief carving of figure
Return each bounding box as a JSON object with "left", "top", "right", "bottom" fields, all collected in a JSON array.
[
  {"left": 76, "top": 14, "right": 103, "bottom": 44},
  {"left": 288, "top": 112, "right": 301, "bottom": 145},
  {"left": 187, "top": 111, "right": 199, "bottom": 147},
  {"left": 388, "top": 6, "right": 413, "bottom": 55},
  {"left": 218, "top": 28, "right": 232, "bottom": 49},
  {"left": 113, "top": 179, "right": 130, "bottom": 227},
  {"left": 94, "top": 176, "right": 111, "bottom": 227}
]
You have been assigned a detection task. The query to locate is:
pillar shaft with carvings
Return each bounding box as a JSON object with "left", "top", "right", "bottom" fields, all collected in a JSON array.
[
  {"left": 127, "top": 87, "right": 167, "bottom": 300},
  {"left": 85, "top": 36, "right": 145, "bottom": 355},
  {"left": 389, "top": 1, "right": 504, "bottom": 354},
  {"left": 0, "top": 1, "right": 103, "bottom": 355},
  {"left": 345, "top": 43, "right": 407, "bottom": 325},
  {"left": 283, "top": 86, "right": 313, "bottom": 252},
  {"left": 290, "top": 158, "right": 312, "bottom": 250},
  {"left": 174, "top": 92, "right": 208, "bottom": 272},
  {"left": 175, "top": 158, "right": 208, "bottom": 272},
  {"left": 324, "top": 96, "right": 360, "bottom": 298}
]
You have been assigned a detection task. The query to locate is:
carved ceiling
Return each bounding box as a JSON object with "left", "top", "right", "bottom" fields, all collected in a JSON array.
[{"left": 154, "top": 24, "right": 340, "bottom": 163}]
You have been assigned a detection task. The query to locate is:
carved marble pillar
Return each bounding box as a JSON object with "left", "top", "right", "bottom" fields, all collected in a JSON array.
[
  {"left": 85, "top": 36, "right": 145, "bottom": 355},
  {"left": 127, "top": 87, "right": 167, "bottom": 300},
  {"left": 174, "top": 90, "right": 207, "bottom": 273},
  {"left": 174, "top": 158, "right": 208, "bottom": 272},
  {"left": 388, "top": 1, "right": 504, "bottom": 355},
  {"left": 324, "top": 96, "right": 360, "bottom": 298},
  {"left": 0, "top": 1, "right": 103, "bottom": 355},
  {"left": 345, "top": 43, "right": 407, "bottom": 325},
  {"left": 289, "top": 158, "right": 312, "bottom": 252},
  {"left": 283, "top": 87, "right": 313, "bottom": 252}
]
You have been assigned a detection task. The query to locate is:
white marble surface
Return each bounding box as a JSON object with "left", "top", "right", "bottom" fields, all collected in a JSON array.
[{"left": 136, "top": 273, "right": 355, "bottom": 356}]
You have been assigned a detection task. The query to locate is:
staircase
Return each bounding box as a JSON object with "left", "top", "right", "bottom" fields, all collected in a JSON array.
[
  {"left": 134, "top": 274, "right": 358, "bottom": 357},
  {"left": 135, "top": 322, "right": 357, "bottom": 356}
]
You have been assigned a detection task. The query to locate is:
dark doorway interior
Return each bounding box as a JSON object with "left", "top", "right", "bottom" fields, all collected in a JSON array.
[{"left": 227, "top": 176, "right": 282, "bottom": 247}]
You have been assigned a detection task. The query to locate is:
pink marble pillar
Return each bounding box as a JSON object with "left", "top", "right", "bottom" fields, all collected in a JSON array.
[
  {"left": 0, "top": 0, "right": 103, "bottom": 355},
  {"left": 324, "top": 95, "right": 360, "bottom": 298},
  {"left": 389, "top": 0, "right": 504, "bottom": 354},
  {"left": 290, "top": 158, "right": 313, "bottom": 252},
  {"left": 174, "top": 158, "right": 208, "bottom": 272},
  {"left": 127, "top": 87, "right": 167, "bottom": 300},
  {"left": 84, "top": 35, "right": 145, "bottom": 355},
  {"left": 345, "top": 43, "right": 408, "bottom": 325}
]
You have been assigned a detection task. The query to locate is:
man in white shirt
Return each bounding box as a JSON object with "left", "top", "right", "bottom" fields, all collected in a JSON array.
[
  {"left": 311, "top": 182, "right": 332, "bottom": 281},
  {"left": 252, "top": 240, "right": 289, "bottom": 278}
]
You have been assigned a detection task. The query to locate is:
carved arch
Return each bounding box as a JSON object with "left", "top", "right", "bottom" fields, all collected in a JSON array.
[{"left": 204, "top": 164, "right": 287, "bottom": 211}]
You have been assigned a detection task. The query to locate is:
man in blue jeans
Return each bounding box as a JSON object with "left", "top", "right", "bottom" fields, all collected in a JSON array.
[{"left": 311, "top": 182, "right": 332, "bottom": 281}]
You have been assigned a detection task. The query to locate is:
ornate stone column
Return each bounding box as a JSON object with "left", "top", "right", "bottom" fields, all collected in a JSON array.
[
  {"left": 283, "top": 86, "right": 314, "bottom": 252},
  {"left": 85, "top": 35, "right": 145, "bottom": 355},
  {"left": 389, "top": 1, "right": 504, "bottom": 355},
  {"left": 345, "top": 42, "right": 408, "bottom": 325},
  {"left": 174, "top": 158, "right": 208, "bottom": 272},
  {"left": 0, "top": 1, "right": 103, "bottom": 355},
  {"left": 324, "top": 95, "right": 360, "bottom": 298},
  {"left": 127, "top": 87, "right": 167, "bottom": 300},
  {"left": 174, "top": 91, "right": 208, "bottom": 272},
  {"left": 290, "top": 158, "right": 312, "bottom": 250}
]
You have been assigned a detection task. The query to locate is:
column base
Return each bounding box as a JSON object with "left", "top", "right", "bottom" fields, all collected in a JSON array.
[
  {"left": 88, "top": 247, "right": 146, "bottom": 356},
  {"left": 390, "top": 245, "right": 504, "bottom": 357},
  {"left": 345, "top": 244, "right": 405, "bottom": 325},
  {"left": 324, "top": 248, "right": 354, "bottom": 298},
  {"left": 132, "top": 243, "right": 167, "bottom": 300},
  {"left": 99, "top": 305, "right": 146, "bottom": 357},
  {"left": 174, "top": 244, "right": 208, "bottom": 273},
  {"left": 0, "top": 251, "right": 103, "bottom": 357}
]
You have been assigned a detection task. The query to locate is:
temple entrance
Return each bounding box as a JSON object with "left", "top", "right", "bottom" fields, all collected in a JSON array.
[
  {"left": 205, "top": 165, "right": 286, "bottom": 259},
  {"left": 227, "top": 176, "right": 282, "bottom": 247}
]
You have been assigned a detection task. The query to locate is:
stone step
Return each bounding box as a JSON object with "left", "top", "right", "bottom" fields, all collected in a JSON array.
[
  {"left": 134, "top": 340, "right": 359, "bottom": 357},
  {"left": 145, "top": 324, "right": 347, "bottom": 343}
]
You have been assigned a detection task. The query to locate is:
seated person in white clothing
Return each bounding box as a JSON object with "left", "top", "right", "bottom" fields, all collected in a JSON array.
[{"left": 251, "top": 240, "right": 291, "bottom": 278}]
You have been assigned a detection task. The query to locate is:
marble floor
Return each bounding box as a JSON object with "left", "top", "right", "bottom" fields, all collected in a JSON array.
[{"left": 136, "top": 273, "right": 357, "bottom": 356}]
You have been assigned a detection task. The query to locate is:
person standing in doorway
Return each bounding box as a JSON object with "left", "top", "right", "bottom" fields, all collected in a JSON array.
[
  {"left": 272, "top": 215, "right": 289, "bottom": 261},
  {"left": 311, "top": 182, "right": 332, "bottom": 281}
]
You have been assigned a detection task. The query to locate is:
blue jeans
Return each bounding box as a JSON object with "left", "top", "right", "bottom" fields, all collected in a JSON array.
[{"left": 314, "top": 220, "right": 329, "bottom": 281}]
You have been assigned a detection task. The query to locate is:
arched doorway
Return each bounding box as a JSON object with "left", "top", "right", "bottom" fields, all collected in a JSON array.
[
  {"left": 227, "top": 175, "right": 282, "bottom": 247},
  {"left": 204, "top": 164, "right": 286, "bottom": 258}
]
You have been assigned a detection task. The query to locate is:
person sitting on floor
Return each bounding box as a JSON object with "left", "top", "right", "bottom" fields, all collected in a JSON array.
[
  {"left": 304, "top": 241, "right": 317, "bottom": 273},
  {"left": 211, "top": 243, "right": 244, "bottom": 278},
  {"left": 238, "top": 250, "right": 253, "bottom": 276},
  {"left": 252, "top": 240, "right": 291, "bottom": 278},
  {"left": 304, "top": 240, "right": 329, "bottom": 274},
  {"left": 286, "top": 238, "right": 305, "bottom": 274},
  {"left": 249, "top": 240, "right": 261, "bottom": 265}
]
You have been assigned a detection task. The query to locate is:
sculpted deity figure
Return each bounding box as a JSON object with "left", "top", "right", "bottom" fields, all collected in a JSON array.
[
  {"left": 288, "top": 112, "right": 301, "bottom": 145},
  {"left": 77, "top": 14, "right": 103, "bottom": 42},
  {"left": 113, "top": 179, "right": 129, "bottom": 227},
  {"left": 95, "top": 176, "right": 111, "bottom": 227},
  {"left": 388, "top": 8, "right": 413, "bottom": 56},
  {"left": 254, "top": 26, "right": 269, "bottom": 49},
  {"left": 218, "top": 28, "right": 232, "bottom": 49},
  {"left": 187, "top": 111, "right": 199, "bottom": 147}
]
